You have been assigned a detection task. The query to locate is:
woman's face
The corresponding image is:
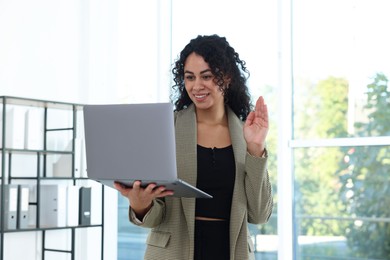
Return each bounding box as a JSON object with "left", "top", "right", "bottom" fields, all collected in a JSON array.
[{"left": 183, "top": 52, "right": 225, "bottom": 111}]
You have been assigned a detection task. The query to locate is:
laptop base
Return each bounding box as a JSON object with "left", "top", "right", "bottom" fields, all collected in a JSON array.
[{"left": 94, "top": 179, "right": 213, "bottom": 199}]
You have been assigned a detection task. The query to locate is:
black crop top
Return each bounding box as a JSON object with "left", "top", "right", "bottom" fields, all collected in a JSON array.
[{"left": 195, "top": 145, "right": 235, "bottom": 220}]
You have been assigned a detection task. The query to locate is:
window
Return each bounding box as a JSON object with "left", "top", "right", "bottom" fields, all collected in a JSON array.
[
  {"left": 292, "top": 0, "right": 390, "bottom": 259},
  {"left": 118, "top": 195, "right": 148, "bottom": 260}
]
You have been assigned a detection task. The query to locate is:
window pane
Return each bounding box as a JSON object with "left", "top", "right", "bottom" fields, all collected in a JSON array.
[
  {"left": 294, "top": 145, "right": 390, "bottom": 259},
  {"left": 293, "top": 0, "right": 390, "bottom": 139},
  {"left": 117, "top": 195, "right": 148, "bottom": 260}
]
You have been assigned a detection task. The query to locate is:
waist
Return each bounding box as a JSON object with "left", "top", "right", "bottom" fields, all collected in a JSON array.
[{"left": 195, "top": 216, "right": 227, "bottom": 221}]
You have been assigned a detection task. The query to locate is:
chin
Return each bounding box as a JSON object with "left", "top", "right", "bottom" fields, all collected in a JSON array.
[{"left": 193, "top": 101, "right": 210, "bottom": 108}]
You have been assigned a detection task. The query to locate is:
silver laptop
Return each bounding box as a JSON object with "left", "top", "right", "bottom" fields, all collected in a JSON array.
[{"left": 83, "top": 103, "right": 212, "bottom": 199}]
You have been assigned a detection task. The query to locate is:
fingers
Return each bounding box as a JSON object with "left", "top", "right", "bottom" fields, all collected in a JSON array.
[
  {"left": 115, "top": 180, "right": 174, "bottom": 199},
  {"left": 254, "top": 96, "right": 269, "bottom": 127},
  {"left": 113, "top": 181, "right": 122, "bottom": 190},
  {"left": 255, "top": 96, "right": 267, "bottom": 117},
  {"left": 132, "top": 181, "right": 173, "bottom": 197},
  {"left": 155, "top": 187, "right": 174, "bottom": 197},
  {"left": 114, "top": 181, "right": 130, "bottom": 196},
  {"left": 149, "top": 184, "right": 174, "bottom": 197},
  {"left": 261, "top": 103, "right": 269, "bottom": 126},
  {"left": 132, "top": 180, "right": 143, "bottom": 191},
  {"left": 245, "top": 111, "right": 255, "bottom": 127},
  {"left": 246, "top": 96, "right": 268, "bottom": 126},
  {"left": 144, "top": 182, "right": 157, "bottom": 193}
]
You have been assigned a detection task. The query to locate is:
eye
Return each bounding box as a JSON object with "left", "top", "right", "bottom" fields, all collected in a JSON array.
[
  {"left": 185, "top": 75, "right": 195, "bottom": 81},
  {"left": 202, "top": 74, "right": 214, "bottom": 80}
]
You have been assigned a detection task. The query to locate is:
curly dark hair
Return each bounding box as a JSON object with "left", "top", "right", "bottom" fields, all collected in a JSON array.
[{"left": 171, "top": 34, "right": 252, "bottom": 121}]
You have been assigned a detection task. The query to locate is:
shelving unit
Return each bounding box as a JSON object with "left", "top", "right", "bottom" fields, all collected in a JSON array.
[{"left": 0, "top": 96, "right": 104, "bottom": 260}]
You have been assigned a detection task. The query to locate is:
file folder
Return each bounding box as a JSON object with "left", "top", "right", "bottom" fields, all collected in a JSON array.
[
  {"left": 1, "top": 107, "right": 26, "bottom": 149},
  {"left": 17, "top": 185, "right": 30, "bottom": 229},
  {"left": 39, "top": 184, "right": 67, "bottom": 227},
  {"left": 67, "top": 185, "right": 80, "bottom": 226},
  {"left": 79, "top": 187, "right": 91, "bottom": 225},
  {"left": 24, "top": 108, "right": 44, "bottom": 150},
  {"left": 0, "top": 184, "right": 18, "bottom": 230}
]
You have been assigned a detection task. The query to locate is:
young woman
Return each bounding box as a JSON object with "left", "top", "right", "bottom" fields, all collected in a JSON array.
[{"left": 115, "top": 34, "right": 273, "bottom": 260}]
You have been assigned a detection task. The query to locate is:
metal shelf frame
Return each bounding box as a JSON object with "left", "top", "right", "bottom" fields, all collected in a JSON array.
[{"left": 0, "top": 96, "right": 104, "bottom": 260}]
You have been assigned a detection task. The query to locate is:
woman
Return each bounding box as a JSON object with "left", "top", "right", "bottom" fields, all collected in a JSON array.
[{"left": 115, "top": 34, "right": 273, "bottom": 260}]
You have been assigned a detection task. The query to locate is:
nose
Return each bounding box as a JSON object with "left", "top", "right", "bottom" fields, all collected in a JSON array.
[{"left": 193, "top": 78, "right": 204, "bottom": 91}]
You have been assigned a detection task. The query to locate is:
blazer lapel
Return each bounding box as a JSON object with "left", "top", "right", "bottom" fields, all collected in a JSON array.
[
  {"left": 174, "top": 105, "right": 197, "bottom": 244},
  {"left": 227, "top": 107, "right": 247, "bottom": 253}
]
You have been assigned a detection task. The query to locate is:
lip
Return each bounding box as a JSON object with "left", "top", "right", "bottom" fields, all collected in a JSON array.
[{"left": 193, "top": 93, "right": 209, "bottom": 102}]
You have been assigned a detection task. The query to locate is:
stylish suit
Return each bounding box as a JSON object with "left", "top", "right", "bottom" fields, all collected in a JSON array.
[{"left": 129, "top": 104, "right": 273, "bottom": 260}]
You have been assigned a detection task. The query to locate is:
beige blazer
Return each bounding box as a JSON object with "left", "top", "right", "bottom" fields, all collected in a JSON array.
[{"left": 129, "top": 104, "right": 273, "bottom": 260}]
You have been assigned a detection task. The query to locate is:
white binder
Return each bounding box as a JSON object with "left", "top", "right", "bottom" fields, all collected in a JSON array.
[
  {"left": 24, "top": 108, "right": 44, "bottom": 150},
  {"left": 66, "top": 185, "right": 80, "bottom": 226},
  {"left": 39, "top": 184, "right": 67, "bottom": 227},
  {"left": 1, "top": 107, "right": 26, "bottom": 149},
  {"left": 17, "top": 185, "right": 30, "bottom": 229},
  {"left": 0, "top": 184, "right": 18, "bottom": 230}
]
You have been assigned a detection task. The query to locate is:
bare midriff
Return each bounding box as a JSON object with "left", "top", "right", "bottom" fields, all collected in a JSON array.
[{"left": 195, "top": 216, "right": 226, "bottom": 221}]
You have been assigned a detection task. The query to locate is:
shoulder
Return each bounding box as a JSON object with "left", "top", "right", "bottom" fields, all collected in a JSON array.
[{"left": 174, "top": 104, "right": 195, "bottom": 123}]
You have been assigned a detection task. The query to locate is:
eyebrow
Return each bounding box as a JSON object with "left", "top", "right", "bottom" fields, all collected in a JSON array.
[{"left": 184, "top": 69, "right": 212, "bottom": 74}]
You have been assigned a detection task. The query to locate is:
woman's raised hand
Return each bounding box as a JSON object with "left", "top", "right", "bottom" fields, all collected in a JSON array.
[{"left": 243, "top": 96, "right": 269, "bottom": 157}]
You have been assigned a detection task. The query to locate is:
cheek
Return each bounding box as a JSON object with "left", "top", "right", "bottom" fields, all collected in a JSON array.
[
  {"left": 184, "top": 84, "right": 191, "bottom": 93},
  {"left": 184, "top": 85, "right": 193, "bottom": 98},
  {"left": 213, "top": 85, "right": 224, "bottom": 95},
  {"left": 216, "top": 88, "right": 226, "bottom": 101}
]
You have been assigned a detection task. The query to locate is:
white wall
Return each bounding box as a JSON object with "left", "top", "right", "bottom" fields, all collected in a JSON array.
[
  {"left": 0, "top": 0, "right": 171, "bottom": 105},
  {"left": 1, "top": 0, "right": 171, "bottom": 259},
  {"left": 0, "top": 0, "right": 85, "bottom": 103}
]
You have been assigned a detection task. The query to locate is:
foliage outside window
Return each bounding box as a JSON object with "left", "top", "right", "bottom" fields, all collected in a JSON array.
[
  {"left": 294, "top": 73, "right": 390, "bottom": 259},
  {"left": 338, "top": 73, "right": 390, "bottom": 259}
]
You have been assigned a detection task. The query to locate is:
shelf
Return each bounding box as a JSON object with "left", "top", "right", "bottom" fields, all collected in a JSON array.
[
  {"left": 1, "top": 96, "right": 104, "bottom": 260},
  {"left": 9, "top": 176, "right": 89, "bottom": 180},
  {"left": 0, "top": 96, "right": 84, "bottom": 110},
  {"left": 3, "top": 224, "right": 103, "bottom": 233},
  {"left": 1, "top": 148, "right": 74, "bottom": 155}
]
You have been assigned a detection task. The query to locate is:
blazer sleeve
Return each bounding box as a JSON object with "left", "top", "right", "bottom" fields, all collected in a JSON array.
[
  {"left": 128, "top": 198, "right": 166, "bottom": 228},
  {"left": 244, "top": 149, "right": 273, "bottom": 224}
]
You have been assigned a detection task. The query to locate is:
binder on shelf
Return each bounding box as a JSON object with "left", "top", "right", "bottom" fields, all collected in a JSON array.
[
  {"left": 17, "top": 184, "right": 30, "bottom": 229},
  {"left": 39, "top": 184, "right": 67, "bottom": 227},
  {"left": 0, "top": 184, "right": 18, "bottom": 230},
  {"left": 79, "top": 187, "right": 91, "bottom": 225},
  {"left": 76, "top": 110, "right": 88, "bottom": 178},
  {"left": 0, "top": 107, "right": 26, "bottom": 149},
  {"left": 66, "top": 185, "right": 80, "bottom": 226},
  {"left": 74, "top": 138, "right": 82, "bottom": 177},
  {"left": 80, "top": 138, "right": 88, "bottom": 178},
  {"left": 24, "top": 108, "right": 44, "bottom": 150}
]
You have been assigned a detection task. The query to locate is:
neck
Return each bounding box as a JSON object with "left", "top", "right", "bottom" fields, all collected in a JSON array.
[{"left": 195, "top": 106, "right": 227, "bottom": 125}]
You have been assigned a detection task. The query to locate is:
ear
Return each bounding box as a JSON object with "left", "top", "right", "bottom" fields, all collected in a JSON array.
[{"left": 224, "top": 77, "right": 231, "bottom": 88}]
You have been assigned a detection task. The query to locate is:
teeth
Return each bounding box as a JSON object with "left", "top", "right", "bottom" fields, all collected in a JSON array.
[{"left": 195, "top": 94, "right": 207, "bottom": 98}]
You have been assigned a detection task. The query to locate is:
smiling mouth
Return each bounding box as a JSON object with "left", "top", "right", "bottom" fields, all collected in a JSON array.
[{"left": 194, "top": 94, "right": 209, "bottom": 99}]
